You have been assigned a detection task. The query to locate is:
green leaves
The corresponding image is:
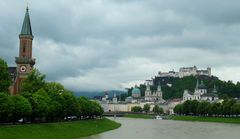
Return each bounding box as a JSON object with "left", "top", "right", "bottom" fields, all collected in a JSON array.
[
  {"left": 0, "top": 68, "right": 104, "bottom": 123},
  {"left": 0, "top": 93, "right": 13, "bottom": 121},
  {"left": 131, "top": 106, "right": 142, "bottom": 112},
  {"left": 78, "top": 97, "right": 103, "bottom": 118},
  {"left": 0, "top": 58, "right": 11, "bottom": 93},
  {"left": 21, "top": 69, "right": 46, "bottom": 93},
  {"left": 11, "top": 95, "right": 32, "bottom": 122},
  {"left": 153, "top": 105, "right": 164, "bottom": 114},
  {"left": 174, "top": 99, "right": 240, "bottom": 116},
  {"left": 143, "top": 104, "right": 150, "bottom": 113}
]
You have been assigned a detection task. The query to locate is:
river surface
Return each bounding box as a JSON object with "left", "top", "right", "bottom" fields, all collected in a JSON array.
[{"left": 82, "top": 117, "right": 240, "bottom": 139}]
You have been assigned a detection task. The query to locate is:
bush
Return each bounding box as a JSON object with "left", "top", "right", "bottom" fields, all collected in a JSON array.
[{"left": 131, "top": 106, "right": 142, "bottom": 112}]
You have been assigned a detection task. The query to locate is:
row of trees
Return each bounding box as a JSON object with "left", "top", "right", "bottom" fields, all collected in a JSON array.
[
  {"left": 174, "top": 100, "right": 240, "bottom": 116},
  {"left": 131, "top": 104, "right": 164, "bottom": 114},
  {"left": 0, "top": 58, "right": 104, "bottom": 123}
]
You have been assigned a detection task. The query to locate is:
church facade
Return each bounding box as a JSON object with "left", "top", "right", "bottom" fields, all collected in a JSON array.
[
  {"left": 9, "top": 7, "right": 35, "bottom": 95},
  {"left": 183, "top": 80, "right": 219, "bottom": 102},
  {"left": 145, "top": 83, "right": 165, "bottom": 103}
]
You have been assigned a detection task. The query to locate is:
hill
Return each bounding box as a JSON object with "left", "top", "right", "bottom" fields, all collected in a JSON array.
[
  {"left": 128, "top": 75, "right": 240, "bottom": 100},
  {"left": 75, "top": 90, "right": 127, "bottom": 99}
]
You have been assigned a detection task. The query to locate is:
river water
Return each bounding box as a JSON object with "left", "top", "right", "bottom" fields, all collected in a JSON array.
[{"left": 82, "top": 117, "right": 240, "bottom": 139}]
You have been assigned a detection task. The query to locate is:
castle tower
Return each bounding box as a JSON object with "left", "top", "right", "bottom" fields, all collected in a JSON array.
[
  {"left": 195, "top": 79, "right": 199, "bottom": 89},
  {"left": 145, "top": 83, "right": 151, "bottom": 96},
  {"left": 207, "top": 67, "right": 211, "bottom": 76},
  {"left": 194, "top": 80, "right": 207, "bottom": 95},
  {"left": 212, "top": 85, "right": 217, "bottom": 94},
  {"left": 112, "top": 93, "right": 118, "bottom": 103},
  {"left": 156, "top": 82, "right": 162, "bottom": 98},
  {"left": 14, "top": 7, "right": 35, "bottom": 94}
]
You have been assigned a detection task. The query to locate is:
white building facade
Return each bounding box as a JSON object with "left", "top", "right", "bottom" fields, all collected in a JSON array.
[
  {"left": 158, "top": 66, "right": 211, "bottom": 78},
  {"left": 182, "top": 80, "right": 218, "bottom": 102},
  {"left": 145, "top": 83, "right": 165, "bottom": 103}
]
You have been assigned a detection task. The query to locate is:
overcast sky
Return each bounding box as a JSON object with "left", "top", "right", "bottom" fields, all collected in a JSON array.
[{"left": 0, "top": 0, "right": 240, "bottom": 92}]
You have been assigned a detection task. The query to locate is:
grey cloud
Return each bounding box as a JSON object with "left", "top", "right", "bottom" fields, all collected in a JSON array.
[{"left": 0, "top": 0, "right": 240, "bottom": 91}]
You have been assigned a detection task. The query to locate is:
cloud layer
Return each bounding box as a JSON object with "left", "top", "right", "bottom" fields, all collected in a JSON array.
[{"left": 1, "top": 0, "right": 240, "bottom": 92}]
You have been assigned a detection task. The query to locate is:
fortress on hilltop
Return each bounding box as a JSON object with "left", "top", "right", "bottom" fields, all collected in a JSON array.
[{"left": 158, "top": 66, "right": 211, "bottom": 78}]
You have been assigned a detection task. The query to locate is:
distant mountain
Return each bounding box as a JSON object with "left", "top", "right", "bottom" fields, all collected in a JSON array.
[
  {"left": 74, "top": 91, "right": 101, "bottom": 98},
  {"left": 74, "top": 90, "right": 127, "bottom": 99}
]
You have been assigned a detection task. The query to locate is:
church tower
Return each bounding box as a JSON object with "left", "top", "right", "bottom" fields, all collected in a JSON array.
[
  {"left": 14, "top": 7, "right": 35, "bottom": 94},
  {"left": 156, "top": 82, "right": 162, "bottom": 98},
  {"left": 145, "top": 83, "right": 152, "bottom": 101}
]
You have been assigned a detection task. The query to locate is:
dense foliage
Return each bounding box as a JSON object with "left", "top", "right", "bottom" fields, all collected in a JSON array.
[
  {"left": 131, "top": 106, "right": 142, "bottom": 112},
  {"left": 0, "top": 58, "right": 11, "bottom": 92},
  {"left": 152, "top": 105, "right": 164, "bottom": 114},
  {"left": 174, "top": 100, "right": 240, "bottom": 116},
  {"left": 128, "top": 76, "right": 240, "bottom": 100},
  {"left": 143, "top": 104, "right": 150, "bottom": 113},
  {"left": 0, "top": 69, "right": 104, "bottom": 123},
  {"left": 131, "top": 104, "right": 164, "bottom": 114}
]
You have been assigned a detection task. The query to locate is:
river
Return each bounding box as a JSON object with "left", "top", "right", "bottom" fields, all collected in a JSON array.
[{"left": 82, "top": 117, "right": 240, "bottom": 139}]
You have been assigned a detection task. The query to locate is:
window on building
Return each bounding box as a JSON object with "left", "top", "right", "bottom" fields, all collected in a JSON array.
[{"left": 23, "top": 46, "right": 26, "bottom": 53}]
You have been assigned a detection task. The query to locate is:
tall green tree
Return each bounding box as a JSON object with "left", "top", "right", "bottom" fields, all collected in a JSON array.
[
  {"left": 62, "top": 91, "right": 79, "bottom": 119},
  {"left": 208, "top": 102, "right": 221, "bottom": 116},
  {"left": 92, "top": 101, "right": 104, "bottom": 117},
  {"left": 78, "top": 97, "right": 89, "bottom": 118},
  {"left": 0, "top": 93, "right": 13, "bottom": 121},
  {"left": 11, "top": 95, "right": 32, "bottom": 123},
  {"left": 222, "top": 99, "right": 236, "bottom": 115},
  {"left": 44, "top": 82, "right": 65, "bottom": 95},
  {"left": 174, "top": 104, "right": 183, "bottom": 114},
  {"left": 197, "top": 101, "right": 210, "bottom": 115},
  {"left": 131, "top": 106, "right": 142, "bottom": 112},
  {"left": 231, "top": 103, "right": 240, "bottom": 115},
  {"left": 153, "top": 105, "right": 164, "bottom": 114},
  {"left": 143, "top": 104, "right": 150, "bottom": 113},
  {"left": 21, "top": 69, "right": 46, "bottom": 93},
  {"left": 31, "top": 90, "right": 50, "bottom": 121},
  {"left": 0, "top": 58, "right": 11, "bottom": 92},
  {"left": 44, "top": 82, "right": 65, "bottom": 121}
]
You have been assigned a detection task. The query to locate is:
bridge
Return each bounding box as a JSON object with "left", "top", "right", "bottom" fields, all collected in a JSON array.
[
  {"left": 103, "top": 112, "right": 157, "bottom": 117},
  {"left": 103, "top": 112, "right": 127, "bottom": 117}
]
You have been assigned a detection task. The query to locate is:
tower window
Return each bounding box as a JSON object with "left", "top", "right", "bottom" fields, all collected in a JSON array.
[{"left": 23, "top": 46, "right": 26, "bottom": 53}]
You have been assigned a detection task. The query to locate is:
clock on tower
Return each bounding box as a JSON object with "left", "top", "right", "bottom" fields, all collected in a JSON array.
[{"left": 14, "top": 7, "right": 36, "bottom": 94}]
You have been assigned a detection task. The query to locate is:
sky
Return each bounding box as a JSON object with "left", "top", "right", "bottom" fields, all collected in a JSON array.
[{"left": 0, "top": 0, "right": 240, "bottom": 92}]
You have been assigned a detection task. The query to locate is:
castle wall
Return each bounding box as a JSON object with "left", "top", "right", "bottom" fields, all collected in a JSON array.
[{"left": 158, "top": 66, "right": 211, "bottom": 78}]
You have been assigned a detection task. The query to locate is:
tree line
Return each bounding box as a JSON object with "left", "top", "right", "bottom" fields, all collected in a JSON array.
[
  {"left": 131, "top": 104, "right": 164, "bottom": 114},
  {"left": 174, "top": 100, "right": 240, "bottom": 116},
  {"left": 0, "top": 58, "right": 103, "bottom": 123}
]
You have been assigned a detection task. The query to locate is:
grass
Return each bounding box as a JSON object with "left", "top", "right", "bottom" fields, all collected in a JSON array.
[
  {"left": 170, "top": 115, "right": 240, "bottom": 124},
  {"left": 124, "top": 114, "right": 154, "bottom": 119},
  {"left": 0, "top": 118, "right": 121, "bottom": 139}
]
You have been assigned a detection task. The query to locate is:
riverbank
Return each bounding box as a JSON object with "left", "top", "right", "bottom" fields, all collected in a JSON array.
[
  {"left": 81, "top": 117, "right": 240, "bottom": 139},
  {"left": 170, "top": 116, "right": 240, "bottom": 124},
  {"left": 124, "top": 114, "right": 154, "bottom": 119},
  {"left": 0, "top": 118, "right": 121, "bottom": 139}
]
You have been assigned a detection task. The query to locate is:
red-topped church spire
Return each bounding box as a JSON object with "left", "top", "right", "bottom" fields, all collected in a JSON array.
[{"left": 11, "top": 6, "right": 35, "bottom": 94}]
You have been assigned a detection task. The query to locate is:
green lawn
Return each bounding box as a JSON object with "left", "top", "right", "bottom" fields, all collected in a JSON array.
[
  {"left": 0, "top": 118, "right": 121, "bottom": 139},
  {"left": 124, "top": 114, "right": 154, "bottom": 119},
  {"left": 170, "top": 115, "right": 240, "bottom": 124}
]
